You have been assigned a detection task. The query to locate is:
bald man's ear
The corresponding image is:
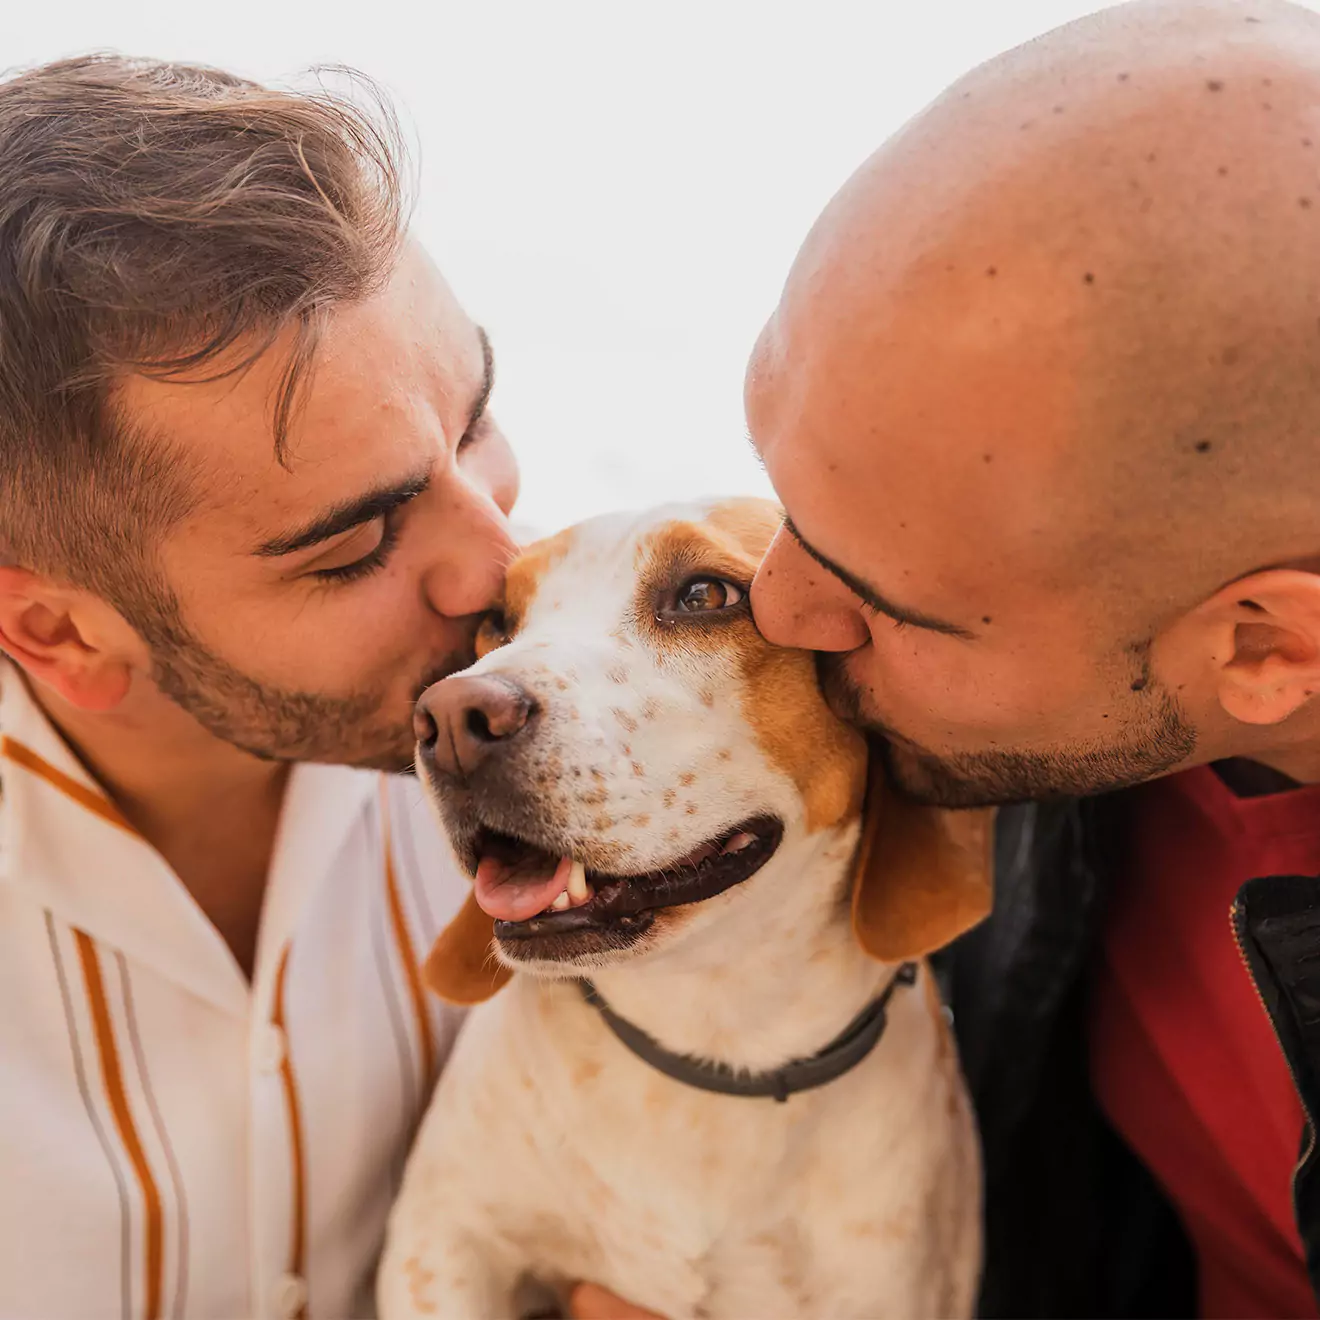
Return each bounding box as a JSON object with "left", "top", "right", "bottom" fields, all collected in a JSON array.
[
  {"left": 0, "top": 567, "right": 134, "bottom": 711},
  {"left": 1197, "top": 570, "right": 1320, "bottom": 727}
]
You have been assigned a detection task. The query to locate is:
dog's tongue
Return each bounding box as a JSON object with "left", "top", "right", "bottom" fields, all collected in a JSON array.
[{"left": 474, "top": 851, "right": 572, "bottom": 921}]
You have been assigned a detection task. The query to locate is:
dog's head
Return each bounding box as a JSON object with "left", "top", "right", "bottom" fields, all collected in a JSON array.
[{"left": 418, "top": 498, "right": 992, "bottom": 1003}]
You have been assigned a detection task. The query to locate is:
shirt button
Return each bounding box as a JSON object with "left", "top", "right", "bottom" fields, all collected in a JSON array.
[
  {"left": 273, "top": 1272, "right": 307, "bottom": 1318},
  {"left": 255, "top": 1024, "right": 286, "bottom": 1075}
]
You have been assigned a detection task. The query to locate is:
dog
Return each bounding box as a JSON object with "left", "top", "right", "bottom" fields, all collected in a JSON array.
[{"left": 378, "top": 498, "right": 991, "bottom": 1320}]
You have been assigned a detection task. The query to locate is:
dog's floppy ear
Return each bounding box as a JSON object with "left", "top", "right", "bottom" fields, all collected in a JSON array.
[
  {"left": 850, "top": 761, "right": 995, "bottom": 962},
  {"left": 422, "top": 893, "right": 513, "bottom": 1005}
]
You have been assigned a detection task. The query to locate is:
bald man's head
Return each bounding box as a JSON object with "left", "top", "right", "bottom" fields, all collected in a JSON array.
[{"left": 749, "top": 0, "right": 1320, "bottom": 804}]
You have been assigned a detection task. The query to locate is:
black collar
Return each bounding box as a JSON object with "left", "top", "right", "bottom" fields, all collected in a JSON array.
[{"left": 577, "top": 962, "right": 919, "bottom": 1104}]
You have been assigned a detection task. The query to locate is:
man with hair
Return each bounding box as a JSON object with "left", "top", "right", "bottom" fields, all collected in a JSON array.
[{"left": 0, "top": 55, "right": 519, "bottom": 1319}]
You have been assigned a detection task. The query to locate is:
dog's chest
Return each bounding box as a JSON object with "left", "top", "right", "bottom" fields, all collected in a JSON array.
[{"left": 430, "top": 979, "right": 968, "bottom": 1318}]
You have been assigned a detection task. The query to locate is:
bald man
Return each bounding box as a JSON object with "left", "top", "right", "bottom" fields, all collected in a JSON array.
[{"left": 744, "top": 0, "right": 1320, "bottom": 1316}]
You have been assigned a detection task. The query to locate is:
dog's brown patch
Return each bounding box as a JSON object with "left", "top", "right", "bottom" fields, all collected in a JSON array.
[
  {"left": 850, "top": 766, "right": 994, "bottom": 962},
  {"left": 740, "top": 642, "right": 867, "bottom": 832},
  {"left": 404, "top": 1256, "right": 439, "bottom": 1314},
  {"left": 639, "top": 500, "right": 866, "bottom": 833},
  {"left": 704, "top": 497, "right": 784, "bottom": 560},
  {"left": 501, "top": 526, "right": 577, "bottom": 633},
  {"left": 632, "top": 517, "right": 766, "bottom": 642},
  {"left": 421, "top": 894, "right": 512, "bottom": 1005}
]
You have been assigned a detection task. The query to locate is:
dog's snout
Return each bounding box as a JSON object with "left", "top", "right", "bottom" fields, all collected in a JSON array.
[{"left": 415, "top": 674, "right": 538, "bottom": 777}]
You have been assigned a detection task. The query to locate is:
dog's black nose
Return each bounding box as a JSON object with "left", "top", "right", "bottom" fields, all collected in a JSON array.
[{"left": 415, "top": 674, "right": 537, "bottom": 777}]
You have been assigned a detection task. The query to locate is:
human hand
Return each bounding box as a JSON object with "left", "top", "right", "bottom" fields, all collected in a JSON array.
[{"left": 567, "top": 1281, "right": 665, "bottom": 1319}]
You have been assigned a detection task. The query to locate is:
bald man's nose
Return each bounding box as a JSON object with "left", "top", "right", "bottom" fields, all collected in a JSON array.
[{"left": 750, "top": 528, "right": 873, "bottom": 653}]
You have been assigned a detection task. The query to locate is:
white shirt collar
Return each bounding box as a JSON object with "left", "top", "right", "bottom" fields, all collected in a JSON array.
[{"left": 0, "top": 660, "right": 378, "bottom": 1015}]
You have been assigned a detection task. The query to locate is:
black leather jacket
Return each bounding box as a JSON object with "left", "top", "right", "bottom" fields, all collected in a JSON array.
[{"left": 943, "top": 797, "right": 1320, "bottom": 1318}]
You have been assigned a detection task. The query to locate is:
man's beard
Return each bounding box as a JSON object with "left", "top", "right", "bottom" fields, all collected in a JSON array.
[
  {"left": 136, "top": 605, "right": 470, "bottom": 772},
  {"left": 817, "top": 653, "right": 1197, "bottom": 809}
]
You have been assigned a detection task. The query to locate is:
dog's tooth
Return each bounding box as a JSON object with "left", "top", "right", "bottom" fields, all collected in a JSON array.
[
  {"left": 567, "top": 859, "right": 590, "bottom": 905},
  {"left": 549, "top": 890, "right": 572, "bottom": 911},
  {"left": 722, "top": 832, "right": 756, "bottom": 855}
]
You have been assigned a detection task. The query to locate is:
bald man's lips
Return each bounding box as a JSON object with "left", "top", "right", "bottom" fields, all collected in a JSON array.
[{"left": 815, "top": 655, "right": 862, "bottom": 719}]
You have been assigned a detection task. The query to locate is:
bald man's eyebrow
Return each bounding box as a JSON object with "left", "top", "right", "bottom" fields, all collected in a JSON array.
[{"left": 781, "top": 515, "right": 975, "bottom": 640}]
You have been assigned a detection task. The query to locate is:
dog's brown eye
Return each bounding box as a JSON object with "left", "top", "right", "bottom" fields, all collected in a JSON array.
[
  {"left": 475, "top": 611, "right": 510, "bottom": 658},
  {"left": 675, "top": 577, "right": 745, "bottom": 613}
]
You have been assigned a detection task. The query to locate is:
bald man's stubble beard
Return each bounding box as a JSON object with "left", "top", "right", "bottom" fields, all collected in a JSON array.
[{"left": 816, "top": 653, "right": 1198, "bottom": 809}]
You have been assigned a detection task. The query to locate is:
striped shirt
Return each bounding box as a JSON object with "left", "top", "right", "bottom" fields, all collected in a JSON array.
[{"left": 0, "top": 661, "right": 469, "bottom": 1320}]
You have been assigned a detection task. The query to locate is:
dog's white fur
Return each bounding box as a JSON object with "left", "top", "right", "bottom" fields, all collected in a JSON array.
[{"left": 378, "top": 500, "right": 982, "bottom": 1320}]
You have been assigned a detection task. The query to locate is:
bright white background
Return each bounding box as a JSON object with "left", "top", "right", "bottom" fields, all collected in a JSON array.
[{"left": 10, "top": 0, "right": 1283, "bottom": 531}]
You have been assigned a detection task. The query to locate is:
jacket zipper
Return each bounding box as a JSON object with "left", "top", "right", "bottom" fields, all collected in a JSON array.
[{"left": 1230, "top": 896, "right": 1317, "bottom": 1203}]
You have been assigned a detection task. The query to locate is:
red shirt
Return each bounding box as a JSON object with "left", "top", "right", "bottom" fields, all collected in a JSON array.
[{"left": 1091, "top": 763, "right": 1320, "bottom": 1320}]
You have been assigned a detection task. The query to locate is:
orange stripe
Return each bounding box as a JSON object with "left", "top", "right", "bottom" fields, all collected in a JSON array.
[
  {"left": 379, "top": 778, "right": 436, "bottom": 1085},
  {"left": 75, "top": 931, "right": 163, "bottom": 1320},
  {"left": 271, "top": 945, "right": 307, "bottom": 1320},
  {"left": 0, "top": 735, "right": 136, "bottom": 835}
]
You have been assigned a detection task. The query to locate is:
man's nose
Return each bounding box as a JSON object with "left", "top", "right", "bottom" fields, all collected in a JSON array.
[
  {"left": 414, "top": 674, "right": 538, "bottom": 777},
  {"left": 421, "top": 493, "right": 519, "bottom": 621},
  {"left": 750, "top": 526, "right": 872, "bottom": 652}
]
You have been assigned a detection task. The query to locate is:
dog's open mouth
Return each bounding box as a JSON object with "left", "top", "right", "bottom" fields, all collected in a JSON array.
[{"left": 474, "top": 815, "right": 783, "bottom": 951}]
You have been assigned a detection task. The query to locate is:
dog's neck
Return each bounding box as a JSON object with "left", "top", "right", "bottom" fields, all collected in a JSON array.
[{"left": 575, "top": 817, "right": 895, "bottom": 1073}]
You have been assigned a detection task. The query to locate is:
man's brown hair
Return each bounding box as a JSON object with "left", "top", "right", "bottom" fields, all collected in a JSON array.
[{"left": 0, "top": 53, "right": 408, "bottom": 625}]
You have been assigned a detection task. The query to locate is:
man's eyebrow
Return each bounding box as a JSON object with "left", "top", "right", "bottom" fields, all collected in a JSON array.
[
  {"left": 253, "top": 330, "right": 491, "bottom": 560},
  {"left": 254, "top": 469, "right": 431, "bottom": 558},
  {"left": 781, "top": 515, "right": 976, "bottom": 640}
]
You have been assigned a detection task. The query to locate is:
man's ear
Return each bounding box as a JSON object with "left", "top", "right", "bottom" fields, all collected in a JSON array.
[
  {"left": 0, "top": 566, "right": 134, "bottom": 711},
  {"left": 1190, "top": 569, "right": 1320, "bottom": 727}
]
